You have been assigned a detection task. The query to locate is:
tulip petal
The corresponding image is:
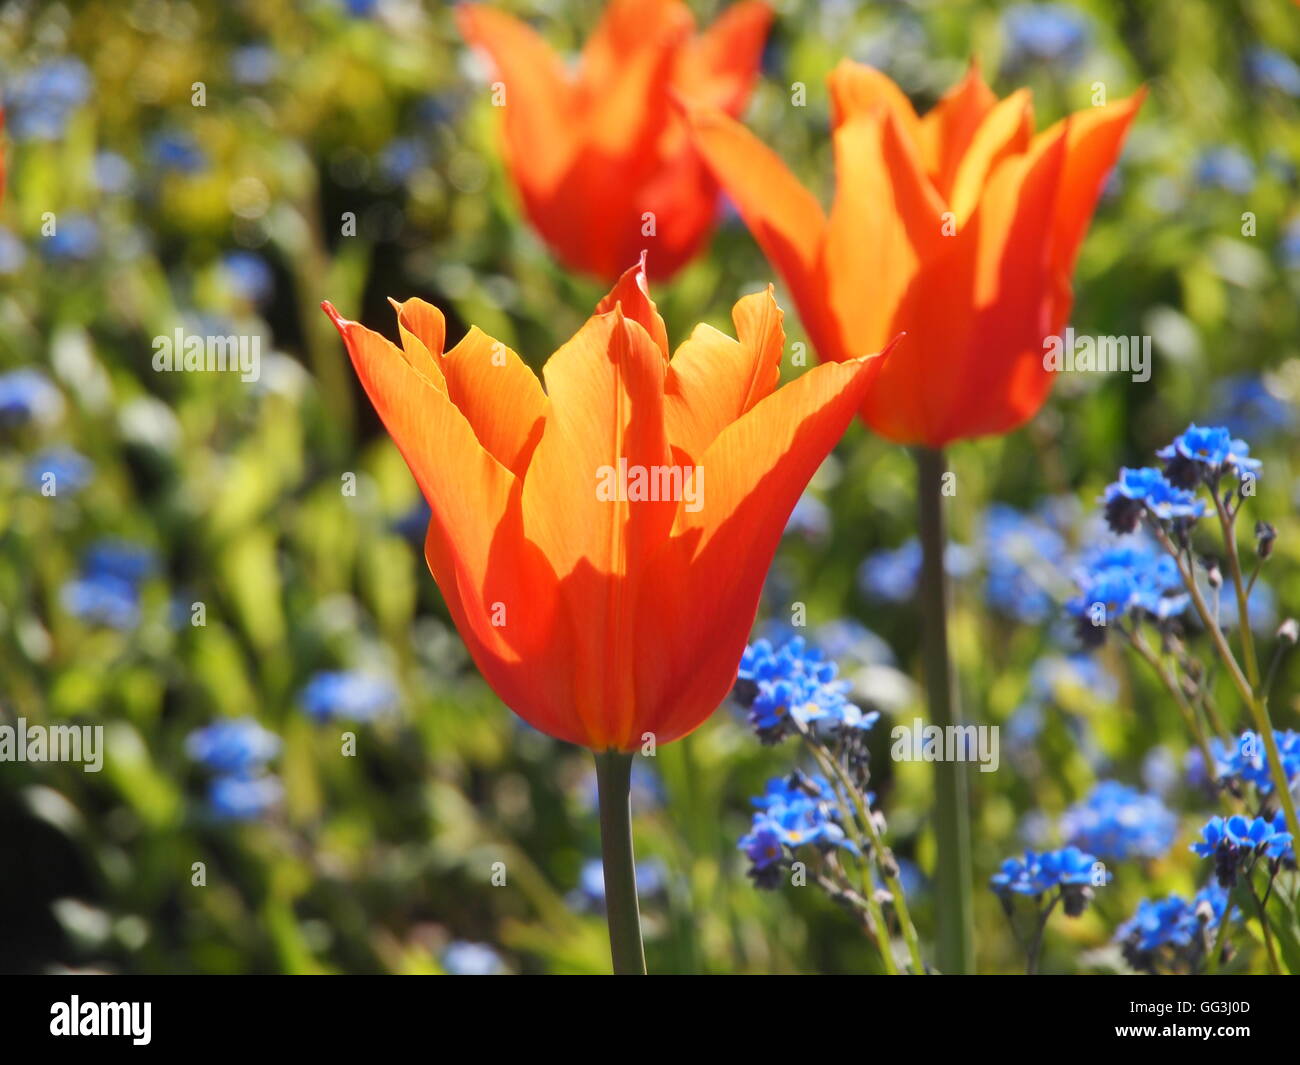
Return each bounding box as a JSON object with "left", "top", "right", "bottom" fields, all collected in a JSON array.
[
  {"left": 934, "top": 127, "right": 1071, "bottom": 442},
  {"left": 828, "top": 59, "right": 922, "bottom": 142},
  {"left": 595, "top": 253, "right": 670, "bottom": 360},
  {"left": 676, "top": 0, "right": 773, "bottom": 113},
  {"left": 456, "top": 4, "right": 576, "bottom": 192},
  {"left": 389, "top": 297, "right": 447, "bottom": 388},
  {"left": 521, "top": 308, "right": 675, "bottom": 748},
  {"left": 823, "top": 107, "right": 947, "bottom": 379},
  {"left": 638, "top": 350, "right": 885, "bottom": 746},
  {"left": 1044, "top": 89, "right": 1145, "bottom": 277},
  {"left": 664, "top": 285, "right": 785, "bottom": 462},
  {"left": 687, "top": 107, "right": 833, "bottom": 355},
  {"left": 440, "top": 327, "right": 547, "bottom": 478},
  {"left": 579, "top": 0, "right": 694, "bottom": 103},
  {"left": 947, "top": 88, "right": 1034, "bottom": 224},
  {"left": 326, "top": 301, "right": 581, "bottom": 743},
  {"left": 918, "top": 59, "right": 998, "bottom": 196}
]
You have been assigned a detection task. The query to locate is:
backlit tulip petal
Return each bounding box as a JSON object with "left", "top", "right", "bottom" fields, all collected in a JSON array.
[
  {"left": 324, "top": 265, "right": 878, "bottom": 751},
  {"left": 664, "top": 286, "right": 785, "bottom": 463},
  {"left": 691, "top": 60, "right": 1144, "bottom": 448},
  {"left": 918, "top": 60, "right": 998, "bottom": 195},
  {"left": 638, "top": 345, "right": 889, "bottom": 745},
  {"left": 458, "top": 0, "right": 772, "bottom": 282},
  {"left": 685, "top": 107, "right": 832, "bottom": 355}
]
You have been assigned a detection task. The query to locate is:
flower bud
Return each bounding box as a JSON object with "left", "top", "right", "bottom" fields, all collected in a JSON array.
[{"left": 1256, "top": 520, "right": 1278, "bottom": 561}]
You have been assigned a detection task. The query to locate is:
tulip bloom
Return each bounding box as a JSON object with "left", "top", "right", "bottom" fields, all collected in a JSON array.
[
  {"left": 456, "top": 0, "right": 771, "bottom": 282},
  {"left": 688, "top": 61, "right": 1144, "bottom": 447},
  {"left": 322, "top": 258, "right": 885, "bottom": 751}
]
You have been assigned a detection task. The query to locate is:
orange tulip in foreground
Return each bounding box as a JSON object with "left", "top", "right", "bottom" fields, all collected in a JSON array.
[
  {"left": 688, "top": 61, "right": 1144, "bottom": 448},
  {"left": 456, "top": 0, "right": 771, "bottom": 282},
  {"left": 322, "top": 258, "right": 886, "bottom": 753}
]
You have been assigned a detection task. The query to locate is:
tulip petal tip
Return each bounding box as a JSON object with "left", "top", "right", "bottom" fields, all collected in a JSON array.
[{"left": 320, "top": 300, "right": 349, "bottom": 331}]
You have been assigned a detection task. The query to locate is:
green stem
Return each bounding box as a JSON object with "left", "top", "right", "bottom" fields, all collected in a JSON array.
[
  {"left": 1213, "top": 492, "right": 1261, "bottom": 688},
  {"left": 593, "top": 750, "right": 646, "bottom": 975},
  {"left": 916, "top": 447, "right": 975, "bottom": 974},
  {"left": 1149, "top": 523, "right": 1300, "bottom": 846},
  {"left": 804, "top": 738, "right": 925, "bottom": 974},
  {"left": 1123, "top": 626, "right": 1217, "bottom": 782}
]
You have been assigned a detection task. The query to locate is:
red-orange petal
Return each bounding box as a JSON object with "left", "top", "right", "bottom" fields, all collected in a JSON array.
[
  {"left": 664, "top": 285, "right": 785, "bottom": 462},
  {"left": 637, "top": 350, "right": 886, "bottom": 746}
]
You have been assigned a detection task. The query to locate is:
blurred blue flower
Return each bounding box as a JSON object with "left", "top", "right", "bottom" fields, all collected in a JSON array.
[
  {"left": 578, "top": 759, "right": 664, "bottom": 815},
  {"left": 379, "top": 137, "right": 430, "bottom": 183},
  {"left": 0, "top": 368, "right": 63, "bottom": 427},
  {"left": 1211, "top": 729, "right": 1300, "bottom": 796},
  {"left": 1002, "top": 3, "right": 1091, "bottom": 68},
  {"left": 149, "top": 131, "right": 208, "bottom": 175},
  {"left": 5, "top": 58, "right": 92, "bottom": 141},
  {"left": 981, "top": 503, "right": 1065, "bottom": 623},
  {"left": 441, "top": 940, "right": 507, "bottom": 975},
  {"left": 813, "top": 618, "right": 895, "bottom": 668},
  {"left": 1030, "top": 654, "right": 1119, "bottom": 703},
  {"left": 222, "top": 251, "right": 275, "bottom": 304},
  {"left": 1282, "top": 217, "right": 1300, "bottom": 270},
  {"left": 990, "top": 847, "right": 1097, "bottom": 894},
  {"left": 0, "top": 227, "right": 28, "bottom": 274},
  {"left": 27, "top": 447, "right": 93, "bottom": 494},
  {"left": 1066, "top": 540, "right": 1187, "bottom": 633},
  {"left": 60, "top": 540, "right": 157, "bottom": 629},
  {"left": 1141, "top": 745, "right": 1179, "bottom": 798},
  {"left": 990, "top": 847, "right": 1108, "bottom": 910},
  {"left": 784, "top": 492, "right": 830, "bottom": 541},
  {"left": 1060, "top": 781, "right": 1177, "bottom": 860},
  {"left": 573, "top": 857, "right": 667, "bottom": 911},
  {"left": 43, "top": 214, "right": 101, "bottom": 262},
  {"left": 1246, "top": 48, "right": 1300, "bottom": 97},
  {"left": 84, "top": 540, "right": 158, "bottom": 584},
  {"left": 1193, "top": 147, "right": 1255, "bottom": 194},
  {"left": 300, "top": 670, "right": 398, "bottom": 722},
  {"left": 186, "top": 718, "right": 281, "bottom": 774},
  {"left": 858, "top": 538, "right": 973, "bottom": 603},
  {"left": 60, "top": 572, "right": 141, "bottom": 629},
  {"left": 208, "top": 773, "right": 283, "bottom": 821},
  {"left": 1117, "top": 884, "right": 1233, "bottom": 957},
  {"left": 94, "top": 151, "right": 135, "bottom": 196},
  {"left": 230, "top": 44, "right": 279, "bottom": 86},
  {"left": 1207, "top": 376, "right": 1294, "bottom": 440},
  {"left": 1214, "top": 579, "right": 1276, "bottom": 634}
]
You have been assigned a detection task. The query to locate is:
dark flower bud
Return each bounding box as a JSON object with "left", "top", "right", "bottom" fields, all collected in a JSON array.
[
  {"left": 1075, "top": 614, "right": 1106, "bottom": 649},
  {"left": 1061, "top": 883, "right": 1093, "bottom": 918},
  {"left": 1256, "top": 521, "right": 1277, "bottom": 561},
  {"left": 1162, "top": 454, "right": 1200, "bottom": 490},
  {"left": 732, "top": 677, "right": 758, "bottom": 707},
  {"left": 1104, "top": 494, "right": 1144, "bottom": 535}
]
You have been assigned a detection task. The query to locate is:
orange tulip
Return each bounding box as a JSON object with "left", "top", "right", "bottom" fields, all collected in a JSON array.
[
  {"left": 456, "top": 0, "right": 772, "bottom": 282},
  {"left": 688, "top": 61, "right": 1144, "bottom": 447},
  {"left": 322, "top": 257, "right": 887, "bottom": 751}
]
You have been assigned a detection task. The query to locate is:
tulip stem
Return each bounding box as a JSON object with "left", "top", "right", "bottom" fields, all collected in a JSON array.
[
  {"left": 593, "top": 750, "right": 647, "bottom": 975},
  {"left": 916, "top": 447, "right": 975, "bottom": 974}
]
